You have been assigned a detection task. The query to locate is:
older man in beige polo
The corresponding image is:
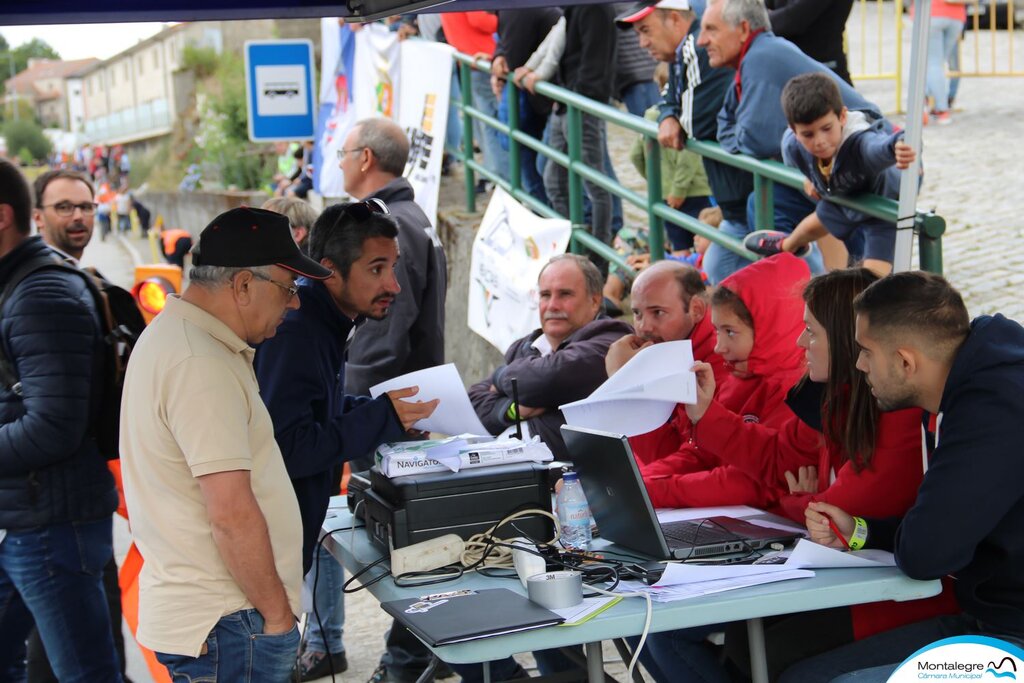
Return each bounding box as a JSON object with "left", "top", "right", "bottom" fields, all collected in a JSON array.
[{"left": 120, "top": 207, "right": 332, "bottom": 682}]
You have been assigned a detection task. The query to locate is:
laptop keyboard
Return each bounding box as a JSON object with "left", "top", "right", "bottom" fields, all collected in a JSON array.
[{"left": 661, "top": 520, "right": 738, "bottom": 546}]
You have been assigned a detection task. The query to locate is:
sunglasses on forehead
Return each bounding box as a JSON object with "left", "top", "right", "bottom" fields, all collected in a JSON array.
[{"left": 341, "top": 198, "right": 390, "bottom": 221}]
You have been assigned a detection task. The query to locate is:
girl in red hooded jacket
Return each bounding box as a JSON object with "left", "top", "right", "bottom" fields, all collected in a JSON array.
[
  {"left": 659, "top": 268, "right": 957, "bottom": 681},
  {"left": 639, "top": 253, "right": 813, "bottom": 510}
]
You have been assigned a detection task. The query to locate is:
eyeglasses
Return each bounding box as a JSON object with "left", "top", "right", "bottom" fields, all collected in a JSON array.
[
  {"left": 337, "top": 146, "right": 366, "bottom": 160},
  {"left": 251, "top": 273, "right": 300, "bottom": 298},
  {"left": 42, "top": 201, "right": 99, "bottom": 217},
  {"left": 341, "top": 198, "right": 391, "bottom": 221}
]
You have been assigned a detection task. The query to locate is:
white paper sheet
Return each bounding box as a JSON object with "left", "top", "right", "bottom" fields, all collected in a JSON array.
[
  {"left": 783, "top": 538, "right": 896, "bottom": 569},
  {"left": 655, "top": 506, "right": 765, "bottom": 524},
  {"left": 655, "top": 561, "right": 797, "bottom": 586},
  {"left": 621, "top": 569, "right": 815, "bottom": 602},
  {"left": 370, "top": 363, "right": 489, "bottom": 436},
  {"left": 559, "top": 341, "right": 697, "bottom": 436}
]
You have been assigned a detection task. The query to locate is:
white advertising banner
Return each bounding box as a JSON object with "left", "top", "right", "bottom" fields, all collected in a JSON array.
[
  {"left": 315, "top": 21, "right": 399, "bottom": 197},
  {"left": 397, "top": 39, "right": 454, "bottom": 227},
  {"left": 468, "top": 188, "right": 572, "bottom": 353}
]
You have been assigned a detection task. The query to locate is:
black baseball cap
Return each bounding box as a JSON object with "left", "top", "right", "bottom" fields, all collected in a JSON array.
[
  {"left": 615, "top": 0, "right": 693, "bottom": 27},
  {"left": 192, "top": 207, "right": 332, "bottom": 279}
]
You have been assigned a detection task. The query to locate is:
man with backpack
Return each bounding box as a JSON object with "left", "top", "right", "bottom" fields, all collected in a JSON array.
[
  {"left": 0, "top": 161, "right": 123, "bottom": 680},
  {"left": 18, "top": 168, "right": 143, "bottom": 682}
]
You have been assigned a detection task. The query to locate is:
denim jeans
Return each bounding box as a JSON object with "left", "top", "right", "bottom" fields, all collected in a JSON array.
[
  {"left": 446, "top": 67, "right": 463, "bottom": 156},
  {"left": 778, "top": 613, "right": 1024, "bottom": 683},
  {"left": 155, "top": 609, "right": 301, "bottom": 683},
  {"left": 0, "top": 517, "right": 121, "bottom": 683},
  {"left": 303, "top": 542, "right": 345, "bottom": 654},
  {"left": 519, "top": 93, "right": 551, "bottom": 206},
  {"left": 378, "top": 622, "right": 436, "bottom": 681},
  {"left": 545, "top": 110, "right": 614, "bottom": 273},
  {"left": 467, "top": 66, "right": 508, "bottom": 182},
  {"left": 703, "top": 185, "right": 825, "bottom": 284},
  {"left": 628, "top": 624, "right": 730, "bottom": 683},
  {"left": 925, "top": 17, "right": 964, "bottom": 113},
  {"left": 620, "top": 80, "right": 661, "bottom": 118}
]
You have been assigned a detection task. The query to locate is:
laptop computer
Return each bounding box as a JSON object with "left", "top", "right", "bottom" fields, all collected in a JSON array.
[{"left": 561, "top": 425, "right": 803, "bottom": 561}]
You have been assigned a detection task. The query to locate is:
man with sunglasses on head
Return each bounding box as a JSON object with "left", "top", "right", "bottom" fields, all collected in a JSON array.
[
  {"left": 1, "top": 162, "right": 123, "bottom": 681},
  {"left": 337, "top": 119, "right": 449, "bottom": 683},
  {"left": 253, "top": 200, "right": 440, "bottom": 682},
  {"left": 120, "top": 207, "right": 334, "bottom": 682}
]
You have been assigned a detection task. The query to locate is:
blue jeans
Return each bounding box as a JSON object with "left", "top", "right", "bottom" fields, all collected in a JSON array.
[
  {"left": 628, "top": 624, "right": 730, "bottom": 683},
  {"left": 703, "top": 185, "right": 825, "bottom": 284},
  {"left": 303, "top": 542, "right": 345, "bottom": 654},
  {"left": 0, "top": 517, "right": 121, "bottom": 683},
  {"left": 778, "top": 613, "right": 1024, "bottom": 683},
  {"left": 925, "top": 17, "right": 963, "bottom": 113},
  {"left": 468, "top": 67, "right": 508, "bottom": 182},
  {"left": 155, "top": 609, "right": 301, "bottom": 683},
  {"left": 446, "top": 68, "right": 463, "bottom": 156},
  {"left": 620, "top": 80, "right": 661, "bottom": 117}
]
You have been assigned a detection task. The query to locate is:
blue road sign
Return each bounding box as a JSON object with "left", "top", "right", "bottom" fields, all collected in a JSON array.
[{"left": 243, "top": 39, "right": 316, "bottom": 142}]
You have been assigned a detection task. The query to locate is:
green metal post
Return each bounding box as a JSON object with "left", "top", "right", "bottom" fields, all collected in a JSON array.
[
  {"left": 917, "top": 213, "right": 945, "bottom": 274},
  {"left": 566, "top": 105, "right": 585, "bottom": 255},
  {"left": 460, "top": 62, "right": 476, "bottom": 213},
  {"left": 753, "top": 174, "right": 775, "bottom": 231},
  {"left": 645, "top": 137, "right": 665, "bottom": 263},
  {"left": 506, "top": 80, "right": 521, "bottom": 195}
]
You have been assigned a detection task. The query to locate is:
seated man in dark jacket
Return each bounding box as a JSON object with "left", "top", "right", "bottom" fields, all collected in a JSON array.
[
  {"left": 469, "top": 254, "right": 633, "bottom": 459},
  {"left": 781, "top": 272, "right": 1024, "bottom": 683},
  {"left": 0, "top": 159, "right": 121, "bottom": 680}
]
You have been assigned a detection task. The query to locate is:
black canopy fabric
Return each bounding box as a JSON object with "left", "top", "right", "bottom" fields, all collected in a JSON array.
[{"left": 0, "top": 0, "right": 612, "bottom": 25}]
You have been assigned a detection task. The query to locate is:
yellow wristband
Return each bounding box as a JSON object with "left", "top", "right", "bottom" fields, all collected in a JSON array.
[
  {"left": 505, "top": 403, "right": 519, "bottom": 422},
  {"left": 849, "top": 516, "right": 869, "bottom": 551}
]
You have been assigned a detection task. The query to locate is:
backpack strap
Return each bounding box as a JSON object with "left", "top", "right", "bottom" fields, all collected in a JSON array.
[{"left": 0, "top": 254, "right": 86, "bottom": 396}]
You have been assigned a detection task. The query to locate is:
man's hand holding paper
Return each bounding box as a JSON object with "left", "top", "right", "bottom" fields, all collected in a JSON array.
[{"left": 386, "top": 386, "right": 441, "bottom": 431}]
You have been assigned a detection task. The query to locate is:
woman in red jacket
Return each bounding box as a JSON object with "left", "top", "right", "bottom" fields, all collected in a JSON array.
[
  {"left": 664, "top": 268, "right": 958, "bottom": 680},
  {"left": 639, "top": 252, "right": 812, "bottom": 510}
]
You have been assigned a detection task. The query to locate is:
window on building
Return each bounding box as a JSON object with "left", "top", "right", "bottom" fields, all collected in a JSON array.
[
  {"left": 124, "top": 63, "right": 129, "bottom": 80},
  {"left": 138, "top": 56, "right": 144, "bottom": 74},
  {"left": 110, "top": 70, "right": 115, "bottom": 86},
  {"left": 153, "top": 49, "right": 160, "bottom": 69}
]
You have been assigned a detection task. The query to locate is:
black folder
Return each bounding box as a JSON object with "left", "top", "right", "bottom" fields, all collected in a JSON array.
[{"left": 381, "top": 588, "right": 564, "bottom": 647}]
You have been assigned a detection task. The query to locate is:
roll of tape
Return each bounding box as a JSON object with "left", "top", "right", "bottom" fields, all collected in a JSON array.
[{"left": 526, "top": 570, "right": 583, "bottom": 610}]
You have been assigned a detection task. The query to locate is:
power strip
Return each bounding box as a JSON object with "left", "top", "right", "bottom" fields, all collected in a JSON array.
[{"left": 390, "top": 534, "right": 465, "bottom": 576}]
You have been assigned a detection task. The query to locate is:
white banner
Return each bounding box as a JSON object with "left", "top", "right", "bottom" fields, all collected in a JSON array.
[
  {"left": 315, "top": 21, "right": 399, "bottom": 197},
  {"left": 468, "top": 188, "right": 572, "bottom": 353},
  {"left": 314, "top": 25, "right": 450, "bottom": 226},
  {"left": 398, "top": 39, "right": 454, "bottom": 227}
]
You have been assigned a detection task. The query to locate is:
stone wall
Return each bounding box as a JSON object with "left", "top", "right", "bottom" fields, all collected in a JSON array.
[
  {"left": 139, "top": 190, "right": 270, "bottom": 235},
  {"left": 436, "top": 209, "right": 506, "bottom": 387}
]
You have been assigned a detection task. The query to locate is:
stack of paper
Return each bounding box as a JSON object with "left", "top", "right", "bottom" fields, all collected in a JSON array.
[
  {"left": 376, "top": 435, "right": 553, "bottom": 477},
  {"left": 559, "top": 340, "right": 697, "bottom": 436}
]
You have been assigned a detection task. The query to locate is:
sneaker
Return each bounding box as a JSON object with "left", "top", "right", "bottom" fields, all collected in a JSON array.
[
  {"left": 298, "top": 649, "right": 348, "bottom": 681},
  {"left": 743, "top": 230, "right": 809, "bottom": 257},
  {"left": 934, "top": 111, "right": 952, "bottom": 126}
]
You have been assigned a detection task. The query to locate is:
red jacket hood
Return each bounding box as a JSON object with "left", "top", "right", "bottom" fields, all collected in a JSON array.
[
  {"left": 719, "top": 253, "right": 809, "bottom": 379},
  {"left": 690, "top": 311, "right": 730, "bottom": 386}
]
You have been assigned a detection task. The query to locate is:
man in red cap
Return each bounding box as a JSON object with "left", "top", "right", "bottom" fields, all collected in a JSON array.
[{"left": 120, "top": 207, "right": 332, "bottom": 682}]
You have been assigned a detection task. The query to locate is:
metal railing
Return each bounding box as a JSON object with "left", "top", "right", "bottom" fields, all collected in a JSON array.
[{"left": 453, "top": 52, "right": 945, "bottom": 276}]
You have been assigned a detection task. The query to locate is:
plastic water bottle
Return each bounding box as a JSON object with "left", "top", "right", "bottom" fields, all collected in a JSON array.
[{"left": 557, "top": 471, "right": 592, "bottom": 550}]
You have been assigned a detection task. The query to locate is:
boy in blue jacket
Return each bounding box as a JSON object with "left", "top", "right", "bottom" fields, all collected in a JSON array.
[{"left": 745, "top": 73, "right": 915, "bottom": 275}]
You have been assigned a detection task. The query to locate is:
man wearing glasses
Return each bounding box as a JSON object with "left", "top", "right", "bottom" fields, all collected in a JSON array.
[
  {"left": 0, "top": 160, "right": 123, "bottom": 680},
  {"left": 32, "top": 169, "right": 99, "bottom": 265},
  {"left": 253, "top": 200, "right": 439, "bottom": 680},
  {"left": 337, "top": 117, "right": 450, "bottom": 683},
  {"left": 120, "top": 207, "right": 334, "bottom": 682}
]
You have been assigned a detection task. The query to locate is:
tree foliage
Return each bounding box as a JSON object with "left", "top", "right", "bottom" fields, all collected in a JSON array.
[
  {"left": 3, "top": 119, "right": 52, "bottom": 163},
  {"left": 2, "top": 38, "right": 61, "bottom": 80},
  {"left": 192, "top": 50, "right": 273, "bottom": 190}
]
